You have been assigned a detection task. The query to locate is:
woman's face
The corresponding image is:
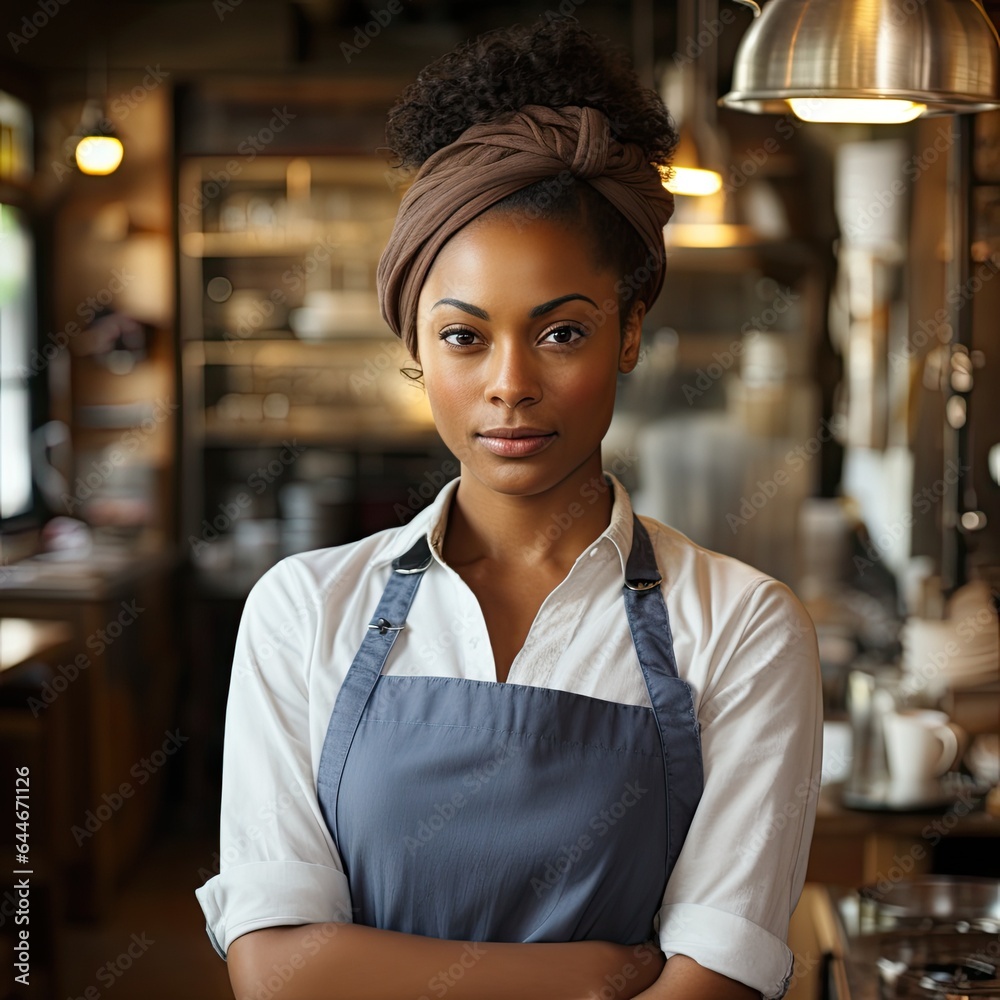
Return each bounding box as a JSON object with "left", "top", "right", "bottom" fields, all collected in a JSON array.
[{"left": 414, "top": 212, "right": 644, "bottom": 498}]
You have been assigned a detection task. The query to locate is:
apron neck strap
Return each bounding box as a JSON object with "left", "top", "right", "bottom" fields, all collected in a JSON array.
[
  {"left": 391, "top": 534, "right": 433, "bottom": 574},
  {"left": 624, "top": 514, "right": 662, "bottom": 592}
]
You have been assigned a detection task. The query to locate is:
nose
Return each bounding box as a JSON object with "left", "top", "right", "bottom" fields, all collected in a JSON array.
[{"left": 483, "top": 337, "right": 542, "bottom": 409}]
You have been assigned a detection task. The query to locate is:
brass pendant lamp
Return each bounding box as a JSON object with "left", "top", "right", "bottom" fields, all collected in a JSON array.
[{"left": 721, "top": 0, "right": 1000, "bottom": 123}]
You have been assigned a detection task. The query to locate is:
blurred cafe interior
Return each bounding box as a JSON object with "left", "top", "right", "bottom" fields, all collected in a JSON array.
[{"left": 1, "top": 0, "right": 999, "bottom": 997}]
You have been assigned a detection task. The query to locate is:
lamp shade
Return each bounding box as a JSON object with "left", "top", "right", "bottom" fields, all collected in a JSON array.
[{"left": 720, "top": 0, "right": 1000, "bottom": 117}]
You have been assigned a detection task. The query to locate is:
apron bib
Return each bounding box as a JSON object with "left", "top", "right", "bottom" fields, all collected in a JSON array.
[{"left": 316, "top": 514, "right": 703, "bottom": 944}]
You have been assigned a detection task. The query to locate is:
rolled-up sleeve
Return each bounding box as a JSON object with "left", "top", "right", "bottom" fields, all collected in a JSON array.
[
  {"left": 195, "top": 556, "right": 354, "bottom": 959},
  {"left": 655, "top": 577, "right": 823, "bottom": 999}
]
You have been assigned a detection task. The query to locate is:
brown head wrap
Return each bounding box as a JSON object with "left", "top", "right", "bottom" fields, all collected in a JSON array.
[{"left": 376, "top": 104, "right": 675, "bottom": 356}]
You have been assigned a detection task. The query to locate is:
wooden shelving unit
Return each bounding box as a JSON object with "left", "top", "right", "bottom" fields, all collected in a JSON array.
[{"left": 177, "top": 152, "right": 444, "bottom": 580}]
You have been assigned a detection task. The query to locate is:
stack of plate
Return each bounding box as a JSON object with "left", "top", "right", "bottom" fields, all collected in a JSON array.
[{"left": 900, "top": 582, "right": 999, "bottom": 692}]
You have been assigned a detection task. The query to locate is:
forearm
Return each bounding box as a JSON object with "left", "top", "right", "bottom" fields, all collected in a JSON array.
[
  {"left": 632, "top": 954, "right": 759, "bottom": 1000},
  {"left": 228, "top": 922, "right": 664, "bottom": 1000}
]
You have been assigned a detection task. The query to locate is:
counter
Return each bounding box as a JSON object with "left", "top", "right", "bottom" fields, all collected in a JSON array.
[{"left": 809, "top": 783, "right": 998, "bottom": 886}]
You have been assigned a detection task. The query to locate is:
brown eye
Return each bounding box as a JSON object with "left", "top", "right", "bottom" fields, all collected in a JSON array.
[
  {"left": 440, "top": 328, "right": 479, "bottom": 346},
  {"left": 542, "top": 325, "right": 586, "bottom": 345}
]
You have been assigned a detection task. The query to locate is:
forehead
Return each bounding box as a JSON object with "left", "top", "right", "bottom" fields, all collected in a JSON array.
[{"left": 418, "top": 213, "right": 611, "bottom": 303}]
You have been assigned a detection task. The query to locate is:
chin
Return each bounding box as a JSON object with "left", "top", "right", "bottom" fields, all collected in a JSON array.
[
  {"left": 461, "top": 449, "right": 599, "bottom": 500},
  {"left": 462, "top": 462, "right": 558, "bottom": 497}
]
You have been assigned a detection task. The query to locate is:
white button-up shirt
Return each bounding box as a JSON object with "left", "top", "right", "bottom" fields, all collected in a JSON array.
[{"left": 196, "top": 472, "right": 823, "bottom": 1000}]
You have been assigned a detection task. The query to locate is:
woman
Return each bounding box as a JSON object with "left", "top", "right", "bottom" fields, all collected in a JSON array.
[{"left": 196, "top": 17, "right": 823, "bottom": 1000}]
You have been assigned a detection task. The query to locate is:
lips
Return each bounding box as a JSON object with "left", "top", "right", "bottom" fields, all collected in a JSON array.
[
  {"left": 475, "top": 426, "right": 557, "bottom": 458},
  {"left": 477, "top": 426, "right": 554, "bottom": 439}
]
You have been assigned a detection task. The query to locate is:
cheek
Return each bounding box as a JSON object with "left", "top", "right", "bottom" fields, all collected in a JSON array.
[
  {"left": 422, "top": 364, "right": 477, "bottom": 432},
  {"left": 558, "top": 368, "right": 616, "bottom": 408},
  {"left": 551, "top": 351, "right": 620, "bottom": 415}
]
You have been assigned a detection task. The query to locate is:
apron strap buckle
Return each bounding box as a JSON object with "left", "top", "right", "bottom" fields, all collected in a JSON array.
[{"left": 368, "top": 617, "right": 405, "bottom": 635}]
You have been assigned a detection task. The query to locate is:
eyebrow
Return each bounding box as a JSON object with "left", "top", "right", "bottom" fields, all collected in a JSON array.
[{"left": 431, "top": 293, "right": 599, "bottom": 320}]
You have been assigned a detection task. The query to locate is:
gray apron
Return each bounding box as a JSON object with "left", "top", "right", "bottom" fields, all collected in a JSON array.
[{"left": 317, "top": 513, "right": 703, "bottom": 944}]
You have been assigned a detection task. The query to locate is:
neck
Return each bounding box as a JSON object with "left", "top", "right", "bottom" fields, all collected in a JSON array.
[{"left": 441, "top": 452, "right": 615, "bottom": 573}]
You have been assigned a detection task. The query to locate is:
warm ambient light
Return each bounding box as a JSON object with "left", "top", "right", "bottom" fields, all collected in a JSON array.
[
  {"left": 788, "top": 98, "right": 926, "bottom": 124},
  {"left": 75, "top": 135, "right": 124, "bottom": 175},
  {"left": 665, "top": 223, "right": 757, "bottom": 248},
  {"left": 663, "top": 166, "right": 723, "bottom": 197}
]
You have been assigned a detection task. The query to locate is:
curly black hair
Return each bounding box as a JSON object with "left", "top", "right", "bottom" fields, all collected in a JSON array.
[
  {"left": 385, "top": 17, "right": 678, "bottom": 171},
  {"left": 384, "top": 17, "right": 677, "bottom": 345}
]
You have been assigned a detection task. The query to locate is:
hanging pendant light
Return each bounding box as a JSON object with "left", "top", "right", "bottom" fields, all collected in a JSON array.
[
  {"left": 74, "top": 99, "right": 124, "bottom": 175},
  {"left": 73, "top": 45, "right": 124, "bottom": 176},
  {"left": 662, "top": 69, "right": 725, "bottom": 196},
  {"left": 662, "top": 0, "right": 725, "bottom": 196},
  {"left": 720, "top": 0, "right": 1000, "bottom": 122}
]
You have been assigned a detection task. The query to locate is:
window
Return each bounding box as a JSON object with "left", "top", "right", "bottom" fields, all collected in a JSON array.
[{"left": 0, "top": 202, "right": 35, "bottom": 521}]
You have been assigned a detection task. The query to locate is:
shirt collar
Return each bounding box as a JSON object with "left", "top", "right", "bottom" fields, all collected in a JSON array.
[{"left": 372, "top": 472, "right": 637, "bottom": 580}]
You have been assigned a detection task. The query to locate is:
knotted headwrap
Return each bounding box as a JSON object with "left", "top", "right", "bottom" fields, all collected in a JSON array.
[{"left": 376, "top": 104, "right": 675, "bottom": 356}]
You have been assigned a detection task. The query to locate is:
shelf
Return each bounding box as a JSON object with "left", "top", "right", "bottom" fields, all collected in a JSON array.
[
  {"left": 663, "top": 238, "right": 816, "bottom": 266},
  {"left": 74, "top": 400, "right": 169, "bottom": 428},
  {"left": 178, "top": 152, "right": 399, "bottom": 185},
  {"left": 181, "top": 223, "right": 392, "bottom": 258},
  {"left": 202, "top": 410, "right": 437, "bottom": 447},
  {"left": 189, "top": 335, "right": 400, "bottom": 365},
  {"left": 178, "top": 153, "right": 422, "bottom": 545}
]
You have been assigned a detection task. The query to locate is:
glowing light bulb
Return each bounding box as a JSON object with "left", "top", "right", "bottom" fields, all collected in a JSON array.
[
  {"left": 75, "top": 135, "right": 124, "bottom": 175},
  {"left": 788, "top": 98, "right": 926, "bottom": 124},
  {"left": 663, "top": 166, "right": 723, "bottom": 197}
]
